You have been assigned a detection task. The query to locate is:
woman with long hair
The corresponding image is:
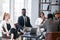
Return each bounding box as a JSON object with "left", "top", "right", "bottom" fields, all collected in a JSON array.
[{"left": 1, "top": 12, "right": 18, "bottom": 40}]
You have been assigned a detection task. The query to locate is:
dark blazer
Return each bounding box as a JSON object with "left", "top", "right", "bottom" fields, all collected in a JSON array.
[{"left": 18, "top": 16, "right": 32, "bottom": 31}]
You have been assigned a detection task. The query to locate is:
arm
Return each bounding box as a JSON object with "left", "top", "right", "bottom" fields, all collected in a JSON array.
[
  {"left": 27, "top": 17, "right": 32, "bottom": 27},
  {"left": 18, "top": 17, "right": 23, "bottom": 32},
  {"left": 0, "top": 21, "right": 8, "bottom": 34},
  {"left": 40, "top": 20, "right": 47, "bottom": 32}
]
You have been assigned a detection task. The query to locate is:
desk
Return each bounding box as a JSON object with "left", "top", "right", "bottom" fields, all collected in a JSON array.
[{"left": 21, "top": 34, "right": 41, "bottom": 40}]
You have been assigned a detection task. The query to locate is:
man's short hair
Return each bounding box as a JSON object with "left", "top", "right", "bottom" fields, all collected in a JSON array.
[{"left": 22, "top": 8, "right": 26, "bottom": 10}]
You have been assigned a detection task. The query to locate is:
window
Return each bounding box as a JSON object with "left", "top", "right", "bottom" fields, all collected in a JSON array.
[
  {"left": 0, "top": 0, "right": 10, "bottom": 21},
  {"left": 2, "top": 0, "right": 10, "bottom": 13},
  {"left": 0, "top": 0, "right": 31, "bottom": 23},
  {"left": 14, "top": 0, "right": 31, "bottom": 23},
  {"left": 14, "top": 0, "right": 24, "bottom": 23}
]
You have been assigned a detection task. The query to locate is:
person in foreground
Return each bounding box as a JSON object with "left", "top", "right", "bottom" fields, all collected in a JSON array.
[{"left": 42, "top": 13, "right": 59, "bottom": 40}]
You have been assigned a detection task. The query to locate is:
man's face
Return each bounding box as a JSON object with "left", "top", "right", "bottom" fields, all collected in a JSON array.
[{"left": 22, "top": 10, "right": 26, "bottom": 16}]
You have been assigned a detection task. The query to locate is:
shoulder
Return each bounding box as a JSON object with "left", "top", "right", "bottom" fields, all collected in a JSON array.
[
  {"left": 52, "top": 19, "right": 58, "bottom": 22},
  {"left": 26, "top": 16, "right": 30, "bottom": 19},
  {"left": 26, "top": 16, "right": 29, "bottom": 18},
  {"left": 19, "top": 16, "right": 23, "bottom": 18},
  {"left": 0, "top": 20, "right": 6, "bottom": 27}
]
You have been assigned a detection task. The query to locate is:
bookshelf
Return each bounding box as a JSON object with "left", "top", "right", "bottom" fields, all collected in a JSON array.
[
  {"left": 39, "top": 0, "right": 60, "bottom": 17},
  {"left": 40, "top": 8, "right": 51, "bottom": 11},
  {"left": 50, "top": 4, "right": 60, "bottom": 5},
  {"left": 40, "top": 2, "right": 50, "bottom": 4}
]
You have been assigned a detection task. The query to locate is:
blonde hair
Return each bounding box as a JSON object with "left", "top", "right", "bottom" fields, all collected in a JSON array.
[{"left": 3, "top": 12, "right": 10, "bottom": 20}]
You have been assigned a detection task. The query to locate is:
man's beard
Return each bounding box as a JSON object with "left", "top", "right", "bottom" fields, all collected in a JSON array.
[{"left": 23, "top": 14, "right": 26, "bottom": 16}]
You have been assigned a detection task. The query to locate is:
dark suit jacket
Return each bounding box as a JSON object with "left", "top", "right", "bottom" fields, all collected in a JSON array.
[{"left": 18, "top": 16, "right": 32, "bottom": 32}]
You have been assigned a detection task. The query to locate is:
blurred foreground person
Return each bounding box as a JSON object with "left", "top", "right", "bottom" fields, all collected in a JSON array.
[{"left": 42, "top": 14, "right": 59, "bottom": 40}]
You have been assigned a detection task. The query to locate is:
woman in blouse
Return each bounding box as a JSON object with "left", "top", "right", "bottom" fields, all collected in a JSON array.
[{"left": 1, "top": 12, "right": 18, "bottom": 40}]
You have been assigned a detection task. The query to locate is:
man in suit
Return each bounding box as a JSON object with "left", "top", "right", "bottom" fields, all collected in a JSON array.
[{"left": 18, "top": 8, "right": 32, "bottom": 32}]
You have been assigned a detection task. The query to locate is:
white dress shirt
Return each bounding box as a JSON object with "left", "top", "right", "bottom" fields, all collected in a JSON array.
[
  {"left": 23, "top": 16, "right": 27, "bottom": 27},
  {"left": 34, "top": 18, "right": 43, "bottom": 35},
  {"left": 35, "top": 18, "right": 43, "bottom": 26}
]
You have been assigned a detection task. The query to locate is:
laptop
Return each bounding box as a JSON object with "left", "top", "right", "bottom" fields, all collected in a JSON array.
[{"left": 30, "top": 28, "right": 37, "bottom": 35}]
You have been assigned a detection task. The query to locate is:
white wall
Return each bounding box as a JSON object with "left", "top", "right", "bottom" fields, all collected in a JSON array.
[
  {"left": 31, "top": 0, "right": 39, "bottom": 27},
  {"left": 10, "top": 0, "right": 14, "bottom": 23},
  {"left": 24, "top": 0, "right": 31, "bottom": 18},
  {"left": 0, "top": 1, "right": 2, "bottom": 20},
  {"left": 0, "top": 0, "right": 4, "bottom": 21}
]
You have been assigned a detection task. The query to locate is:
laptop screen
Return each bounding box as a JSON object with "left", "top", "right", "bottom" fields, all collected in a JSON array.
[{"left": 30, "top": 28, "right": 37, "bottom": 35}]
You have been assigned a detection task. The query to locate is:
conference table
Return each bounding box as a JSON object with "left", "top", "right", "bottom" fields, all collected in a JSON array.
[{"left": 21, "top": 32, "right": 41, "bottom": 40}]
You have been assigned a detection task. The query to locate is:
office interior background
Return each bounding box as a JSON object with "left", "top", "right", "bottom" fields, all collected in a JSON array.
[
  {"left": 0, "top": 0, "right": 60, "bottom": 40},
  {"left": 0, "top": 0, "right": 60, "bottom": 27}
]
